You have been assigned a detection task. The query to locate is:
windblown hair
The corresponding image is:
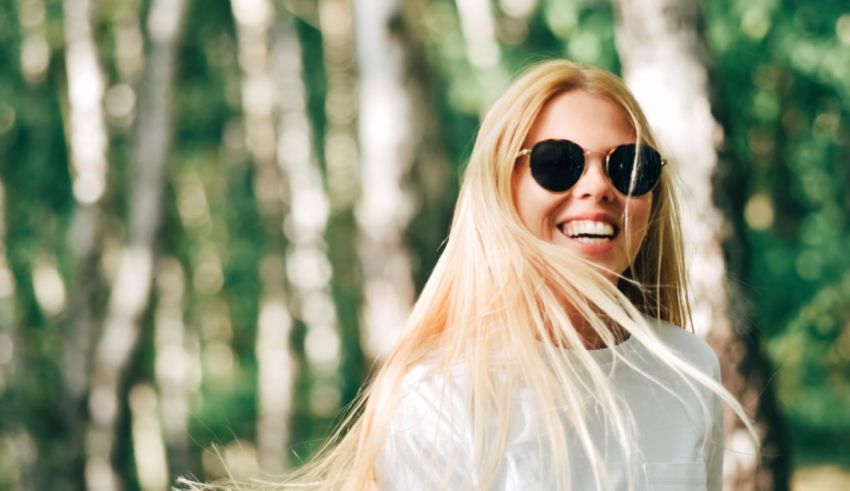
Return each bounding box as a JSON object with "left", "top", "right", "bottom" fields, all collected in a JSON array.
[{"left": 186, "top": 59, "right": 756, "bottom": 490}]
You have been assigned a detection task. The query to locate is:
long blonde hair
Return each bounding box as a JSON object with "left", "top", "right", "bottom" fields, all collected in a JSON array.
[{"left": 188, "top": 59, "right": 756, "bottom": 490}]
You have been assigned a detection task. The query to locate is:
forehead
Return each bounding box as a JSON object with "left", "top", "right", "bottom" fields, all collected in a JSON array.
[{"left": 524, "top": 90, "right": 635, "bottom": 149}]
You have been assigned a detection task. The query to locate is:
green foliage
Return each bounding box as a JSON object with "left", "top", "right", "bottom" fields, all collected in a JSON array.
[{"left": 705, "top": 0, "right": 850, "bottom": 460}]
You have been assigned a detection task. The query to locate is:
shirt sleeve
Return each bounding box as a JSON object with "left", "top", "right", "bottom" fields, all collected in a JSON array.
[
  {"left": 374, "top": 370, "right": 476, "bottom": 491},
  {"left": 706, "top": 354, "right": 725, "bottom": 491}
]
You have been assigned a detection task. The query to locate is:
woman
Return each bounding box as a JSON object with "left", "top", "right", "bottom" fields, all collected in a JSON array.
[{"left": 190, "top": 59, "right": 756, "bottom": 490}]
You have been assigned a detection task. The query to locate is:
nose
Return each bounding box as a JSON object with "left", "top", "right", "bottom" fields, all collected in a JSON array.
[{"left": 572, "top": 153, "right": 615, "bottom": 202}]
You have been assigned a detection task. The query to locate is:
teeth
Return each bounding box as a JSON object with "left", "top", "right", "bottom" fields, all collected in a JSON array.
[{"left": 563, "top": 220, "right": 615, "bottom": 238}]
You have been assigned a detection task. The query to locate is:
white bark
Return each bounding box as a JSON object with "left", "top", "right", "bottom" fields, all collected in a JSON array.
[
  {"left": 60, "top": 0, "right": 112, "bottom": 486},
  {"left": 113, "top": 0, "right": 145, "bottom": 83},
  {"left": 455, "top": 0, "right": 501, "bottom": 69},
  {"left": 454, "top": 0, "right": 510, "bottom": 113},
  {"left": 351, "top": 0, "right": 417, "bottom": 358},
  {"left": 153, "top": 258, "right": 194, "bottom": 467},
  {"left": 231, "top": 0, "right": 280, "bottom": 215},
  {"left": 254, "top": 287, "right": 294, "bottom": 472},
  {"left": 498, "top": 0, "right": 537, "bottom": 19},
  {"left": 61, "top": 4, "right": 142, "bottom": 420},
  {"left": 230, "top": 0, "right": 301, "bottom": 470},
  {"left": 0, "top": 181, "right": 13, "bottom": 322},
  {"left": 318, "top": 0, "right": 359, "bottom": 208},
  {"left": 273, "top": 11, "right": 340, "bottom": 417},
  {"left": 129, "top": 384, "right": 169, "bottom": 491},
  {"left": 19, "top": 0, "right": 50, "bottom": 84},
  {"left": 64, "top": 0, "right": 108, "bottom": 204},
  {"left": 0, "top": 184, "right": 22, "bottom": 479},
  {"left": 84, "top": 0, "right": 188, "bottom": 489},
  {"left": 62, "top": 0, "right": 108, "bottom": 410}
]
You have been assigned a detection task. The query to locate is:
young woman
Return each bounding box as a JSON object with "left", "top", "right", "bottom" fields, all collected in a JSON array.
[{"left": 191, "top": 59, "right": 756, "bottom": 490}]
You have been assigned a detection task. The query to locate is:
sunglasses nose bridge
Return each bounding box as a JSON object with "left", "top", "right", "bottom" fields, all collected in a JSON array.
[
  {"left": 580, "top": 149, "right": 610, "bottom": 177},
  {"left": 572, "top": 150, "right": 616, "bottom": 199},
  {"left": 582, "top": 149, "right": 607, "bottom": 159},
  {"left": 582, "top": 149, "right": 610, "bottom": 169}
]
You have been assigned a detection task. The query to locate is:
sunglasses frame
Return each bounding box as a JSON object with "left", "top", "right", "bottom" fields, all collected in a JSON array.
[{"left": 517, "top": 139, "right": 667, "bottom": 197}]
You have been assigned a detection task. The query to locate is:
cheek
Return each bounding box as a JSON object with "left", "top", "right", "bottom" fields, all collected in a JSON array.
[
  {"left": 626, "top": 197, "right": 653, "bottom": 253},
  {"left": 512, "top": 169, "right": 540, "bottom": 229}
]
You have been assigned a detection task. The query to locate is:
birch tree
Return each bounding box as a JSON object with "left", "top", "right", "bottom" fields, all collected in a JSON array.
[
  {"left": 272, "top": 4, "right": 343, "bottom": 428},
  {"left": 84, "top": 0, "right": 189, "bottom": 488},
  {"left": 61, "top": 0, "right": 109, "bottom": 479},
  {"left": 231, "top": 0, "right": 289, "bottom": 472},
  {"left": 350, "top": 0, "right": 420, "bottom": 359},
  {"left": 613, "top": 0, "right": 790, "bottom": 489},
  {"left": 454, "top": 0, "right": 510, "bottom": 113},
  {"left": 318, "top": 0, "right": 359, "bottom": 212},
  {"left": 231, "top": 0, "right": 311, "bottom": 471},
  {"left": 152, "top": 257, "right": 194, "bottom": 476}
]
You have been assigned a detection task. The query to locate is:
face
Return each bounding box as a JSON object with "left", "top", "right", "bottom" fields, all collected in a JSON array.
[{"left": 512, "top": 90, "right": 653, "bottom": 283}]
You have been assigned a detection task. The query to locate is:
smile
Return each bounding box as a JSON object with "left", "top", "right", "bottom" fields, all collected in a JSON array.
[{"left": 557, "top": 220, "right": 618, "bottom": 244}]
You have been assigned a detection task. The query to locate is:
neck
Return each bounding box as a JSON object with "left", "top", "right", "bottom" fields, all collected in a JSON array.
[
  {"left": 540, "top": 313, "right": 631, "bottom": 350},
  {"left": 577, "top": 319, "right": 631, "bottom": 349}
]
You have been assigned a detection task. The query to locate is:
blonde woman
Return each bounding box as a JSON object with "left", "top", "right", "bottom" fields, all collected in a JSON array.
[{"left": 189, "top": 59, "right": 757, "bottom": 490}]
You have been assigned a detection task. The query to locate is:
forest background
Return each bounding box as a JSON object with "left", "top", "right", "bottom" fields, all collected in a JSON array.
[{"left": 1, "top": 0, "right": 849, "bottom": 489}]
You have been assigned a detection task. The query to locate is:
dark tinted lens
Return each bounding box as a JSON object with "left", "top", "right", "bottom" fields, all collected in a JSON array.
[
  {"left": 607, "top": 144, "right": 663, "bottom": 196},
  {"left": 529, "top": 140, "right": 585, "bottom": 192}
]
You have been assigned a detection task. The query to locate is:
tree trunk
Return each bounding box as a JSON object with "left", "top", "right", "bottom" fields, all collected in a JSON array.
[
  {"left": 350, "top": 0, "right": 420, "bottom": 359},
  {"left": 270, "top": 9, "right": 340, "bottom": 426},
  {"left": 84, "top": 0, "right": 189, "bottom": 489},
  {"left": 318, "top": 0, "right": 359, "bottom": 211},
  {"left": 612, "top": 1, "right": 790, "bottom": 489},
  {"left": 230, "top": 0, "right": 298, "bottom": 471},
  {"left": 64, "top": 0, "right": 108, "bottom": 205},
  {"left": 454, "top": 0, "right": 509, "bottom": 113},
  {"left": 128, "top": 384, "right": 169, "bottom": 491},
  {"left": 152, "top": 257, "right": 192, "bottom": 474},
  {"left": 61, "top": 0, "right": 109, "bottom": 483},
  {"left": 455, "top": 0, "right": 501, "bottom": 70}
]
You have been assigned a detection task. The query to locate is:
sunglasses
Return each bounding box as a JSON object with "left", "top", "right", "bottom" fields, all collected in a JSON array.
[{"left": 517, "top": 139, "right": 666, "bottom": 196}]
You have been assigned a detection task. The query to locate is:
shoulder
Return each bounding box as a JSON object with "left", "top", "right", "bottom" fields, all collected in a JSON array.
[
  {"left": 397, "top": 362, "right": 465, "bottom": 396},
  {"left": 392, "top": 363, "right": 470, "bottom": 426},
  {"left": 645, "top": 316, "right": 720, "bottom": 377},
  {"left": 379, "top": 364, "right": 474, "bottom": 468},
  {"left": 376, "top": 364, "right": 476, "bottom": 489}
]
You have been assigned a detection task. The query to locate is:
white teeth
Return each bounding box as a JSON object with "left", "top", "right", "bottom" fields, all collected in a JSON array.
[{"left": 562, "top": 220, "right": 615, "bottom": 239}]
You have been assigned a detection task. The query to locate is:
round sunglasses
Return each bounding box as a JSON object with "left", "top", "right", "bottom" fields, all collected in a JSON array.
[{"left": 517, "top": 139, "right": 666, "bottom": 196}]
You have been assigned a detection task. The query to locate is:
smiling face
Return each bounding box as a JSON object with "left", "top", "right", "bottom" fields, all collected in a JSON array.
[{"left": 512, "top": 90, "right": 653, "bottom": 283}]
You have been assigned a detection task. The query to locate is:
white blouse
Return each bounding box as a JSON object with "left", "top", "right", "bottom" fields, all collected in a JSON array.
[{"left": 375, "top": 319, "right": 724, "bottom": 490}]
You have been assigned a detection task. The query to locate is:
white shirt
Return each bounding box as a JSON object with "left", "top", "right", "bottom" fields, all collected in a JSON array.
[{"left": 375, "top": 319, "right": 723, "bottom": 490}]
